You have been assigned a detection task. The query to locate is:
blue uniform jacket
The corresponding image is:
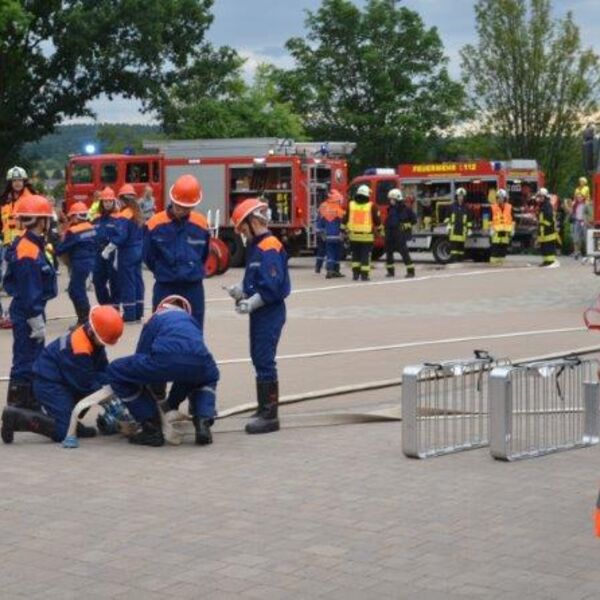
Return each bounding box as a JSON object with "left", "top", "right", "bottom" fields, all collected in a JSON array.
[
  {"left": 108, "top": 207, "right": 143, "bottom": 264},
  {"left": 3, "top": 231, "right": 57, "bottom": 318},
  {"left": 143, "top": 209, "right": 209, "bottom": 283},
  {"left": 93, "top": 213, "right": 118, "bottom": 249},
  {"left": 33, "top": 326, "right": 108, "bottom": 397},
  {"left": 243, "top": 233, "right": 291, "bottom": 305},
  {"left": 56, "top": 221, "right": 97, "bottom": 267},
  {"left": 135, "top": 308, "right": 209, "bottom": 358}
]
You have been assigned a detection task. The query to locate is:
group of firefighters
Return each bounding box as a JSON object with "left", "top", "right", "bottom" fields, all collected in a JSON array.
[{"left": 0, "top": 166, "right": 289, "bottom": 447}]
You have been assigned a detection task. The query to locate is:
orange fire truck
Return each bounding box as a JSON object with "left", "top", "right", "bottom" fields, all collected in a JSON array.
[
  {"left": 65, "top": 138, "right": 355, "bottom": 266},
  {"left": 349, "top": 159, "right": 544, "bottom": 263}
]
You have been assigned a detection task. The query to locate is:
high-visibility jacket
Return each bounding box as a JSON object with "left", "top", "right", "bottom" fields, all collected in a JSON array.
[
  {"left": 1, "top": 188, "right": 30, "bottom": 245},
  {"left": 491, "top": 202, "right": 513, "bottom": 233},
  {"left": 347, "top": 200, "right": 379, "bottom": 242},
  {"left": 538, "top": 199, "right": 558, "bottom": 243}
]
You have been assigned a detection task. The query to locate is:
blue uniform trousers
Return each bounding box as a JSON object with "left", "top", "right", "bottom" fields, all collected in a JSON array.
[
  {"left": 33, "top": 378, "right": 76, "bottom": 442},
  {"left": 250, "top": 303, "right": 286, "bottom": 382},
  {"left": 109, "top": 353, "right": 219, "bottom": 422},
  {"left": 325, "top": 240, "right": 342, "bottom": 272},
  {"left": 93, "top": 255, "right": 120, "bottom": 308},
  {"left": 152, "top": 281, "right": 205, "bottom": 330},
  {"left": 9, "top": 305, "right": 44, "bottom": 383},
  {"left": 118, "top": 258, "right": 144, "bottom": 321},
  {"left": 68, "top": 259, "right": 94, "bottom": 313},
  {"left": 315, "top": 237, "right": 325, "bottom": 272}
]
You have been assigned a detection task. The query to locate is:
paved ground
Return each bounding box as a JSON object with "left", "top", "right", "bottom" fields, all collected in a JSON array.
[{"left": 1, "top": 252, "right": 600, "bottom": 599}]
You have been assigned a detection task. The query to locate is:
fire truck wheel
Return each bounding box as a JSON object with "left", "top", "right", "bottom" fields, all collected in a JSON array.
[
  {"left": 210, "top": 238, "right": 231, "bottom": 274},
  {"left": 205, "top": 246, "right": 219, "bottom": 278},
  {"left": 222, "top": 233, "right": 246, "bottom": 268},
  {"left": 431, "top": 237, "right": 452, "bottom": 264}
]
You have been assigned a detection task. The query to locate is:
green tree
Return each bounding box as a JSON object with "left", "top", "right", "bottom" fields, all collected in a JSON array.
[
  {"left": 273, "top": 0, "right": 465, "bottom": 171},
  {"left": 0, "top": 0, "right": 220, "bottom": 173},
  {"left": 460, "top": 0, "right": 600, "bottom": 191}
]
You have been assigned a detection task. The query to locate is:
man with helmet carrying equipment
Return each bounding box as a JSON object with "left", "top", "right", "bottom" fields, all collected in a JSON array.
[
  {"left": 56, "top": 202, "right": 97, "bottom": 326},
  {"left": 316, "top": 189, "right": 346, "bottom": 278},
  {"left": 105, "top": 295, "right": 220, "bottom": 447},
  {"left": 3, "top": 194, "right": 58, "bottom": 409},
  {"left": 384, "top": 188, "right": 416, "bottom": 278},
  {"left": 344, "top": 184, "right": 382, "bottom": 281},
  {"left": 447, "top": 187, "right": 471, "bottom": 262},
  {"left": 490, "top": 189, "right": 514, "bottom": 265},
  {"left": 227, "top": 198, "right": 291, "bottom": 434},
  {"left": 144, "top": 174, "right": 210, "bottom": 328},
  {"left": 535, "top": 187, "right": 559, "bottom": 267},
  {"left": 1, "top": 306, "right": 124, "bottom": 444}
]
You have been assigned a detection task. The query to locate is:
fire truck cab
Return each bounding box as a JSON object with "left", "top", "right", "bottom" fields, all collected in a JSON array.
[{"left": 66, "top": 138, "right": 355, "bottom": 267}]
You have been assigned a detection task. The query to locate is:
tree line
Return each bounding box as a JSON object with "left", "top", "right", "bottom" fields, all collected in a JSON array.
[{"left": 1, "top": 0, "right": 598, "bottom": 196}]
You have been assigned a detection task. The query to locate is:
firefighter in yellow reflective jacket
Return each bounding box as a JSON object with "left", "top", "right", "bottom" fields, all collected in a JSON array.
[
  {"left": 490, "top": 189, "right": 514, "bottom": 265},
  {"left": 536, "top": 187, "right": 559, "bottom": 267},
  {"left": 447, "top": 187, "right": 470, "bottom": 262},
  {"left": 343, "top": 185, "right": 382, "bottom": 281}
]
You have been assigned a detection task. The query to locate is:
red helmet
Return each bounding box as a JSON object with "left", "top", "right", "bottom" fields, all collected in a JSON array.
[
  {"left": 156, "top": 294, "right": 192, "bottom": 315},
  {"left": 89, "top": 305, "right": 124, "bottom": 346},
  {"left": 99, "top": 187, "right": 116, "bottom": 201},
  {"left": 327, "top": 189, "right": 343, "bottom": 203},
  {"left": 231, "top": 198, "right": 269, "bottom": 233},
  {"left": 118, "top": 184, "right": 136, "bottom": 198},
  {"left": 68, "top": 202, "right": 88, "bottom": 217},
  {"left": 14, "top": 194, "right": 54, "bottom": 218},
  {"left": 169, "top": 175, "right": 203, "bottom": 207}
]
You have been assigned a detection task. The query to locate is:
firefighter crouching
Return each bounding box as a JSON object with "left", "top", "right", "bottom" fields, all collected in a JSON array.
[
  {"left": 1, "top": 306, "right": 124, "bottom": 444},
  {"left": 384, "top": 188, "right": 416, "bottom": 278},
  {"left": 227, "top": 198, "right": 291, "bottom": 434},
  {"left": 536, "top": 187, "right": 559, "bottom": 267},
  {"left": 4, "top": 195, "right": 58, "bottom": 409},
  {"left": 317, "top": 189, "right": 346, "bottom": 278},
  {"left": 447, "top": 187, "right": 470, "bottom": 262},
  {"left": 490, "top": 189, "right": 514, "bottom": 266},
  {"left": 344, "top": 184, "right": 382, "bottom": 281}
]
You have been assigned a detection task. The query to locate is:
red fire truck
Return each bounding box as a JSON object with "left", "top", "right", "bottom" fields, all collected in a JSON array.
[
  {"left": 349, "top": 159, "right": 544, "bottom": 263},
  {"left": 65, "top": 138, "right": 355, "bottom": 266}
]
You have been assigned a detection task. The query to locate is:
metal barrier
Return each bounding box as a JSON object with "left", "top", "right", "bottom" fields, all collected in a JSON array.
[
  {"left": 489, "top": 357, "right": 600, "bottom": 461},
  {"left": 402, "top": 351, "right": 503, "bottom": 458}
]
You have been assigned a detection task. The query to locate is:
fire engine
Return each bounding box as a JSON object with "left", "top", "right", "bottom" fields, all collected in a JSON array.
[
  {"left": 65, "top": 138, "right": 355, "bottom": 267},
  {"left": 350, "top": 159, "right": 544, "bottom": 263}
]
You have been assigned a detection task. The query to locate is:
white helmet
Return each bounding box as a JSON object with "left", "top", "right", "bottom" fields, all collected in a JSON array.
[
  {"left": 356, "top": 184, "right": 371, "bottom": 199},
  {"left": 6, "top": 166, "right": 27, "bottom": 181},
  {"left": 456, "top": 187, "right": 467, "bottom": 197},
  {"left": 497, "top": 188, "right": 508, "bottom": 201},
  {"left": 388, "top": 188, "right": 403, "bottom": 202},
  {"left": 536, "top": 187, "right": 549, "bottom": 198}
]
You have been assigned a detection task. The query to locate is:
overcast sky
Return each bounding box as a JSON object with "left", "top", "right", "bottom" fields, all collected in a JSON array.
[{"left": 85, "top": 0, "right": 600, "bottom": 124}]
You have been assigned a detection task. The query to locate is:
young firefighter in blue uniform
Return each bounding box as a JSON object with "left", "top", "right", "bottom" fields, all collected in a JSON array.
[
  {"left": 317, "top": 189, "right": 346, "bottom": 278},
  {"left": 384, "top": 188, "right": 416, "bottom": 278},
  {"left": 92, "top": 187, "right": 120, "bottom": 308},
  {"left": 314, "top": 208, "right": 326, "bottom": 274},
  {"left": 227, "top": 198, "right": 291, "bottom": 434},
  {"left": 103, "top": 184, "right": 144, "bottom": 322},
  {"left": 1, "top": 306, "right": 124, "bottom": 444},
  {"left": 106, "top": 295, "right": 219, "bottom": 447},
  {"left": 144, "top": 174, "right": 209, "bottom": 327},
  {"left": 4, "top": 194, "right": 57, "bottom": 409},
  {"left": 56, "top": 201, "right": 97, "bottom": 325}
]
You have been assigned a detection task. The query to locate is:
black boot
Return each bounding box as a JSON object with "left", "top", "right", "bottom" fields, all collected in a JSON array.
[
  {"left": 6, "top": 381, "right": 39, "bottom": 411},
  {"left": 352, "top": 267, "right": 360, "bottom": 281},
  {"left": 76, "top": 422, "right": 97, "bottom": 438},
  {"left": 360, "top": 271, "right": 370, "bottom": 281},
  {"left": 325, "top": 271, "right": 334, "bottom": 279},
  {"left": 386, "top": 266, "right": 395, "bottom": 278},
  {"left": 193, "top": 416, "right": 213, "bottom": 446},
  {"left": 246, "top": 381, "right": 280, "bottom": 435},
  {"left": 405, "top": 266, "right": 415, "bottom": 278},
  {"left": 1, "top": 406, "right": 56, "bottom": 444},
  {"left": 129, "top": 417, "right": 164, "bottom": 447},
  {"left": 75, "top": 304, "right": 89, "bottom": 325}
]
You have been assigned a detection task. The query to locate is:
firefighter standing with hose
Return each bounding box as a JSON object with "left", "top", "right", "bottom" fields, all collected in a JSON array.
[
  {"left": 536, "top": 187, "right": 559, "bottom": 267},
  {"left": 3, "top": 195, "right": 57, "bottom": 409},
  {"left": 1, "top": 305, "right": 124, "bottom": 445},
  {"left": 227, "top": 198, "right": 291, "bottom": 434},
  {"left": 384, "top": 188, "right": 416, "bottom": 278},
  {"left": 447, "top": 187, "right": 470, "bottom": 262},
  {"left": 317, "top": 189, "right": 346, "bottom": 278},
  {"left": 344, "top": 184, "right": 381, "bottom": 281},
  {"left": 490, "top": 189, "right": 514, "bottom": 266}
]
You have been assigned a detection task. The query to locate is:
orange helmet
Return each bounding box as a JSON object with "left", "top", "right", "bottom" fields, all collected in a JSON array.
[
  {"left": 88, "top": 305, "right": 124, "bottom": 346},
  {"left": 231, "top": 198, "right": 269, "bottom": 233},
  {"left": 14, "top": 194, "right": 54, "bottom": 218},
  {"left": 118, "top": 184, "right": 136, "bottom": 198},
  {"left": 169, "top": 174, "right": 203, "bottom": 207},
  {"left": 67, "top": 202, "right": 88, "bottom": 217},
  {"left": 327, "top": 189, "right": 343, "bottom": 203},
  {"left": 99, "top": 187, "right": 116, "bottom": 201},
  {"left": 156, "top": 294, "right": 192, "bottom": 315}
]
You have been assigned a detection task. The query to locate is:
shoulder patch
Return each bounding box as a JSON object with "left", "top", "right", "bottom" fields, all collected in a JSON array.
[
  {"left": 258, "top": 236, "right": 283, "bottom": 252},
  {"left": 70, "top": 326, "right": 93, "bottom": 356},
  {"left": 69, "top": 222, "right": 94, "bottom": 234},
  {"left": 147, "top": 211, "right": 172, "bottom": 231},
  {"left": 16, "top": 237, "right": 40, "bottom": 260},
  {"left": 188, "top": 212, "right": 208, "bottom": 229}
]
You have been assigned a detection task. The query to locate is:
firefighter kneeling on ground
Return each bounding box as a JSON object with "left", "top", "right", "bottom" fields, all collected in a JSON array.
[
  {"left": 535, "top": 187, "right": 559, "bottom": 268},
  {"left": 317, "top": 189, "right": 346, "bottom": 278},
  {"left": 490, "top": 189, "right": 514, "bottom": 266},
  {"left": 106, "top": 295, "right": 220, "bottom": 447},
  {"left": 384, "top": 188, "right": 416, "bottom": 278},
  {"left": 344, "top": 184, "right": 382, "bottom": 281},
  {"left": 1, "top": 305, "right": 124, "bottom": 444},
  {"left": 447, "top": 187, "right": 470, "bottom": 262}
]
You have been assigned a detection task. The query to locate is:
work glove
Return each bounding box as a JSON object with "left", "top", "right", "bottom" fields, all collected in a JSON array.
[
  {"left": 101, "top": 242, "right": 117, "bottom": 260},
  {"left": 236, "top": 293, "right": 265, "bottom": 315},
  {"left": 224, "top": 283, "right": 245, "bottom": 303},
  {"left": 27, "top": 314, "right": 46, "bottom": 342}
]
